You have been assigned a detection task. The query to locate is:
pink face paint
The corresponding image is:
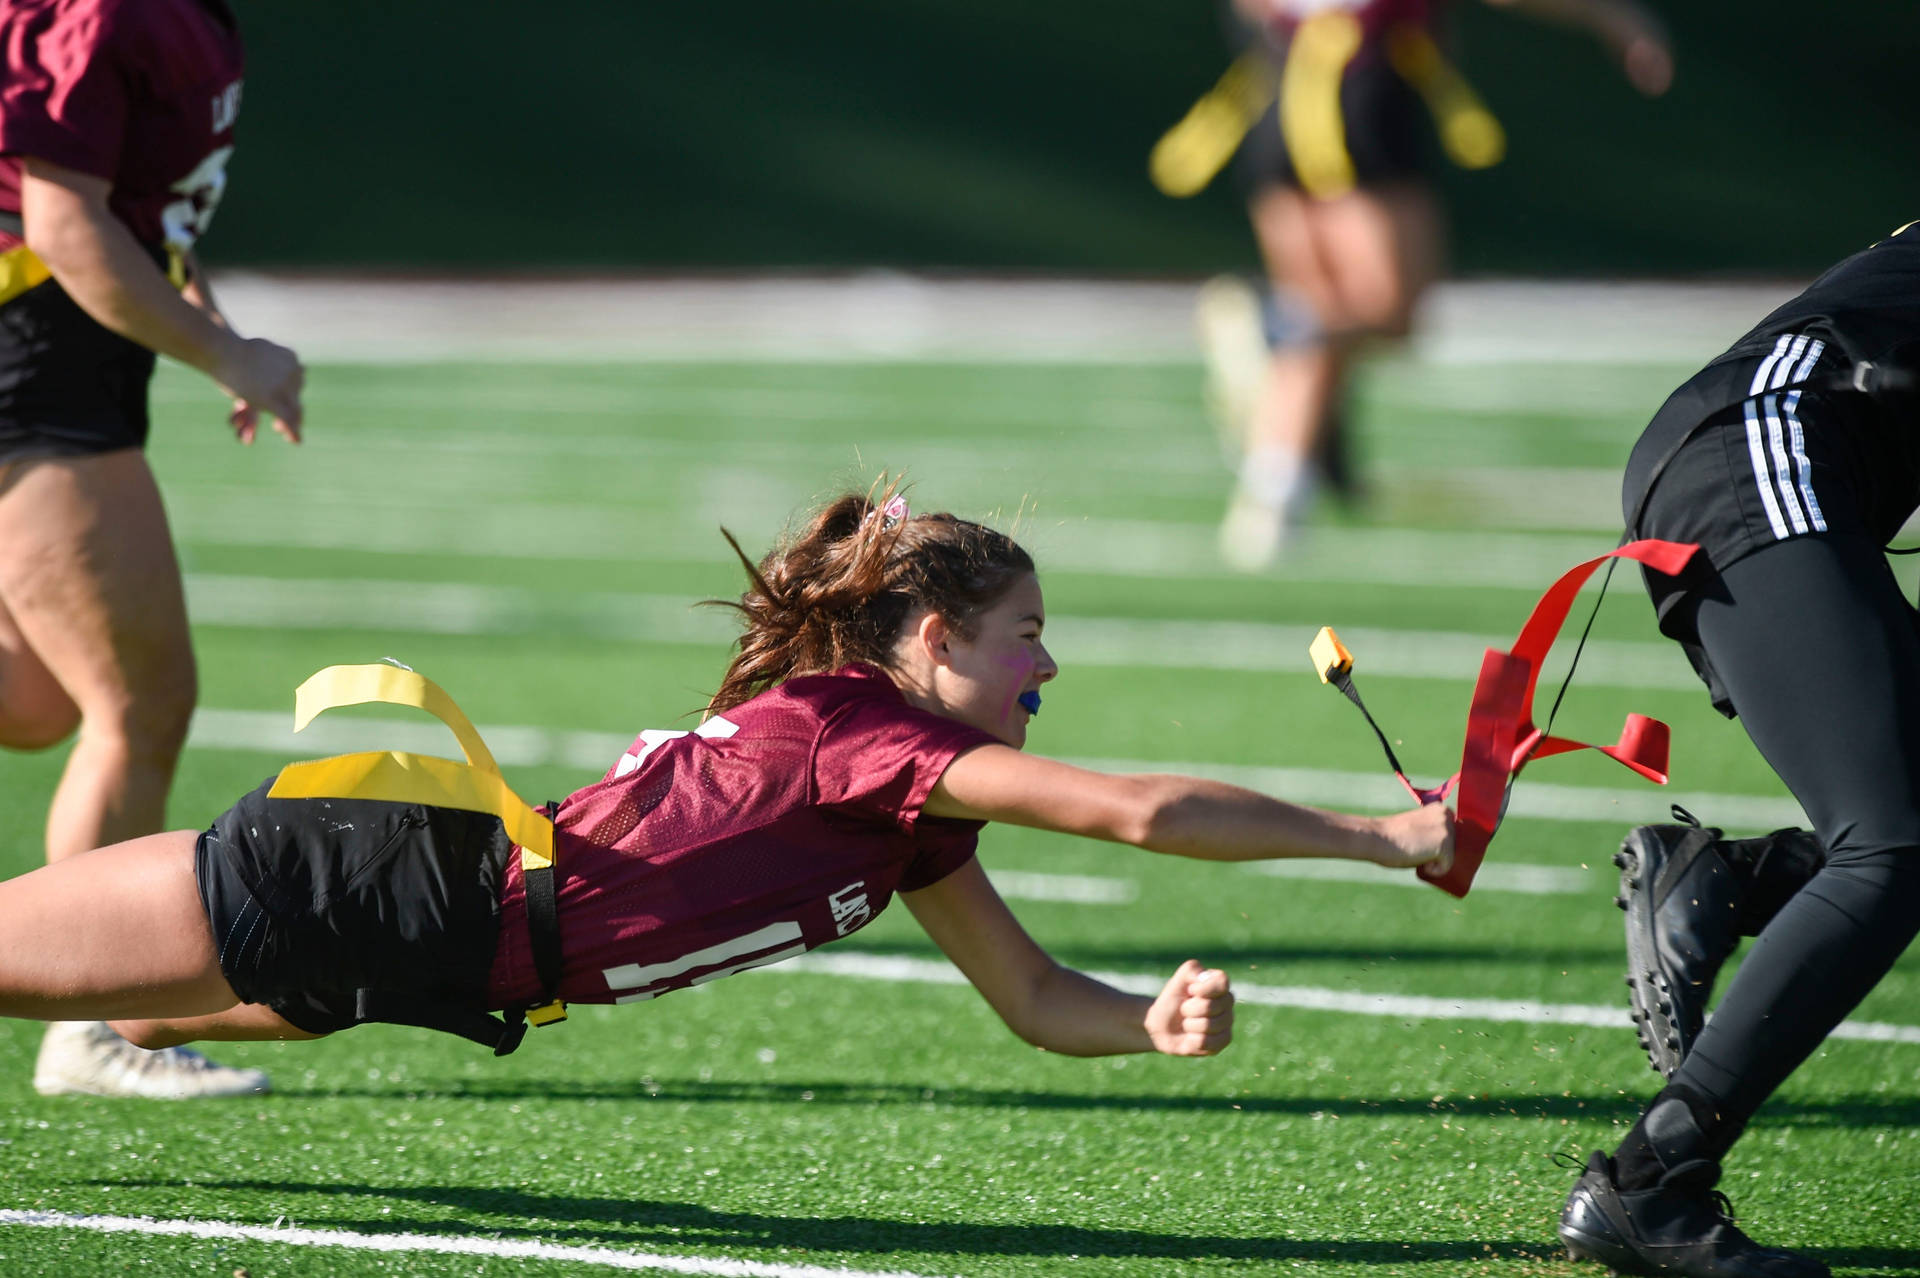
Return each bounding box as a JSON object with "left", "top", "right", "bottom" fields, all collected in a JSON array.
[{"left": 994, "top": 651, "right": 1037, "bottom": 726}]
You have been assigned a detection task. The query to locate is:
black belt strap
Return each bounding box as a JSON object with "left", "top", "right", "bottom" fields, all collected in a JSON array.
[
  {"left": 487, "top": 802, "right": 570, "bottom": 1049},
  {"left": 0, "top": 209, "right": 21, "bottom": 236},
  {"left": 526, "top": 802, "right": 564, "bottom": 999},
  {"left": 348, "top": 802, "right": 567, "bottom": 1057},
  {"left": 353, "top": 988, "right": 528, "bottom": 1056}
]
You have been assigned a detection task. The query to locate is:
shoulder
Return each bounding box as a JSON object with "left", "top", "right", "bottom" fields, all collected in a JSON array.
[
  {"left": 797, "top": 666, "right": 973, "bottom": 740},
  {"left": 676, "top": 667, "right": 917, "bottom": 760},
  {"left": 751, "top": 666, "right": 995, "bottom": 771},
  {"left": 0, "top": 0, "right": 173, "bottom": 97},
  {"left": 769, "top": 664, "right": 913, "bottom": 729},
  {"left": 24, "top": 0, "right": 236, "bottom": 68},
  {"left": 0, "top": 0, "right": 124, "bottom": 50},
  {"left": 0, "top": 0, "right": 128, "bottom": 136}
]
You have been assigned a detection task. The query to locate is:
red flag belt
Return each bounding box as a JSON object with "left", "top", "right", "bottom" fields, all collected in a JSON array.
[{"left": 1353, "top": 539, "right": 1699, "bottom": 897}]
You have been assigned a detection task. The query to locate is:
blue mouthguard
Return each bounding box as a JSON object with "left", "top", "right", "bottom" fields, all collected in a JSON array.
[{"left": 1017, "top": 690, "right": 1042, "bottom": 716}]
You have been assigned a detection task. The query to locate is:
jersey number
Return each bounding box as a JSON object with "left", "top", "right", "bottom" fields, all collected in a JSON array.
[
  {"left": 612, "top": 714, "right": 740, "bottom": 778},
  {"left": 602, "top": 920, "right": 807, "bottom": 1003},
  {"left": 160, "top": 146, "right": 234, "bottom": 252}
]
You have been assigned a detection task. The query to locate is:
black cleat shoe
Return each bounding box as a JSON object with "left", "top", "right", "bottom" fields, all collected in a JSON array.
[
  {"left": 1615, "top": 817, "right": 1744, "bottom": 1078},
  {"left": 1560, "top": 1151, "right": 1829, "bottom": 1277}
]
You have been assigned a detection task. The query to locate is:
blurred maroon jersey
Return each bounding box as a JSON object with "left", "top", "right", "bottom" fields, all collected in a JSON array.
[
  {"left": 0, "top": 0, "right": 244, "bottom": 251},
  {"left": 1248, "top": 0, "right": 1437, "bottom": 41},
  {"left": 489, "top": 666, "right": 998, "bottom": 1008}
]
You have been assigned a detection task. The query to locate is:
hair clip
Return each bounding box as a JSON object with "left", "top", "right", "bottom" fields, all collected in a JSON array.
[{"left": 878, "top": 494, "right": 909, "bottom": 529}]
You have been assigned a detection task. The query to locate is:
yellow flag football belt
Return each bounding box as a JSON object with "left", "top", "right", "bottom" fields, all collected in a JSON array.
[
  {"left": 1277, "top": 11, "right": 1368, "bottom": 200},
  {"left": 1150, "top": 18, "right": 1503, "bottom": 201},
  {"left": 268, "top": 664, "right": 568, "bottom": 1045},
  {"left": 0, "top": 218, "right": 189, "bottom": 308},
  {"left": 0, "top": 243, "right": 52, "bottom": 307}
]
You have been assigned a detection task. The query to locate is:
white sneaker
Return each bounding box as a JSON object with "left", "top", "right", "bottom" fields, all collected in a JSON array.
[
  {"left": 33, "top": 1020, "right": 270, "bottom": 1099},
  {"left": 1195, "top": 276, "right": 1269, "bottom": 462},
  {"left": 1219, "top": 484, "right": 1293, "bottom": 572},
  {"left": 1219, "top": 445, "right": 1316, "bottom": 571}
]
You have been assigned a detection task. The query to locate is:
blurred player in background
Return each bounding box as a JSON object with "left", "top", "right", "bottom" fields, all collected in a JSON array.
[
  {"left": 0, "top": 491, "right": 1449, "bottom": 1071},
  {"left": 1152, "top": 0, "right": 1672, "bottom": 569},
  {"left": 0, "top": 0, "right": 303, "bottom": 1097},
  {"left": 1558, "top": 223, "right": 1920, "bottom": 1278}
]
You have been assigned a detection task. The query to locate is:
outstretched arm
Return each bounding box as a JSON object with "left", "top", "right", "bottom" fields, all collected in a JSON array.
[
  {"left": 1483, "top": 0, "right": 1673, "bottom": 95},
  {"left": 902, "top": 858, "right": 1232, "bottom": 1058},
  {"left": 924, "top": 745, "right": 1451, "bottom": 870}
]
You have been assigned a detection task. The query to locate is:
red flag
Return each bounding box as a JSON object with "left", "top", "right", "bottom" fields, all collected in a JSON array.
[{"left": 1418, "top": 539, "right": 1698, "bottom": 897}]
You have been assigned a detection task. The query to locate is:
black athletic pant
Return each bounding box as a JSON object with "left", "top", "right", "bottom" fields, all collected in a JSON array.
[{"left": 1672, "top": 533, "right": 1920, "bottom": 1129}]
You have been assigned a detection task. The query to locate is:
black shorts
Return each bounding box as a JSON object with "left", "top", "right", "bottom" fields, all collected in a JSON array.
[
  {"left": 0, "top": 277, "right": 156, "bottom": 463},
  {"left": 1623, "top": 331, "right": 1919, "bottom": 713},
  {"left": 1235, "top": 50, "right": 1430, "bottom": 195},
  {"left": 195, "top": 779, "right": 511, "bottom": 1035}
]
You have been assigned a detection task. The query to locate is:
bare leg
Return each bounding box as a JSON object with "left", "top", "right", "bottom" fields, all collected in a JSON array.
[
  {"left": 114, "top": 1003, "right": 324, "bottom": 1049},
  {"left": 1246, "top": 182, "right": 1440, "bottom": 461},
  {"left": 0, "top": 589, "right": 79, "bottom": 749},
  {"left": 0, "top": 831, "right": 236, "bottom": 1021},
  {"left": 0, "top": 457, "right": 275, "bottom": 1096},
  {"left": 1309, "top": 182, "right": 1442, "bottom": 341},
  {"left": 1222, "top": 183, "right": 1442, "bottom": 569},
  {"left": 1245, "top": 184, "right": 1349, "bottom": 465},
  {"left": 0, "top": 450, "right": 197, "bottom": 864},
  {"left": 1248, "top": 340, "right": 1350, "bottom": 465}
]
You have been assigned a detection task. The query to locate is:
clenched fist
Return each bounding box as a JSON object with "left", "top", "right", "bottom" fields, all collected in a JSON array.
[{"left": 1145, "top": 959, "right": 1234, "bottom": 1057}]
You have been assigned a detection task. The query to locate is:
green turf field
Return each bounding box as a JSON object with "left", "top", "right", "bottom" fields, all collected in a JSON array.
[{"left": 1, "top": 354, "right": 1914, "bottom": 1276}]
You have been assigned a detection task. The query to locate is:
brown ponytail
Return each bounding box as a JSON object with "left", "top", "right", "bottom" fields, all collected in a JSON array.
[{"left": 706, "top": 487, "right": 1034, "bottom": 714}]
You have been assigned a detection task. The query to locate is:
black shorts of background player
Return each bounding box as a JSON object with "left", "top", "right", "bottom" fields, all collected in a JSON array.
[{"left": 1558, "top": 221, "right": 1920, "bottom": 1278}]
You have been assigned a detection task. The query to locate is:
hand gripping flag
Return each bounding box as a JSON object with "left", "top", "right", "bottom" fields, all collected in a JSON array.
[{"left": 1314, "top": 539, "right": 1699, "bottom": 898}]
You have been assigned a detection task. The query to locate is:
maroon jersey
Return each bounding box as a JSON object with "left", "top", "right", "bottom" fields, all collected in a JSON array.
[
  {"left": 0, "top": 0, "right": 244, "bottom": 251},
  {"left": 1246, "top": 0, "right": 1437, "bottom": 42},
  {"left": 487, "top": 666, "right": 997, "bottom": 1009}
]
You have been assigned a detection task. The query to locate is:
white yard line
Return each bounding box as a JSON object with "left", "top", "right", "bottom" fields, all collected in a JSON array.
[
  {"left": 184, "top": 575, "right": 728, "bottom": 644},
  {"left": 153, "top": 417, "right": 1627, "bottom": 532},
  {"left": 1062, "top": 756, "right": 1808, "bottom": 832},
  {"left": 188, "top": 706, "right": 632, "bottom": 774},
  {"left": 156, "top": 427, "right": 1648, "bottom": 573},
  {"left": 159, "top": 379, "right": 1210, "bottom": 442},
  {"left": 185, "top": 706, "right": 1803, "bottom": 832},
  {"left": 1019, "top": 520, "right": 1623, "bottom": 587},
  {"left": 157, "top": 454, "right": 1625, "bottom": 534},
  {"left": 785, "top": 952, "right": 1920, "bottom": 1046},
  {"left": 0, "top": 1210, "right": 945, "bottom": 1278},
  {"left": 1043, "top": 615, "right": 1691, "bottom": 687},
  {"left": 985, "top": 870, "right": 1137, "bottom": 905},
  {"left": 180, "top": 573, "right": 1695, "bottom": 689},
  {"left": 202, "top": 275, "right": 1796, "bottom": 367},
  {"left": 1248, "top": 859, "right": 1590, "bottom": 895}
]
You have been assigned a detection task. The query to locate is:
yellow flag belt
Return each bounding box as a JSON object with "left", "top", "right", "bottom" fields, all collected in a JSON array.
[
  {"left": 268, "top": 663, "right": 568, "bottom": 1031},
  {"left": 1150, "top": 17, "right": 1505, "bottom": 202},
  {"left": 0, "top": 210, "right": 189, "bottom": 307}
]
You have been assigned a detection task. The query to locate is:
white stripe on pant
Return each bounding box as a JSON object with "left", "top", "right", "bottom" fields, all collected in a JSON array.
[{"left": 1743, "top": 333, "right": 1828, "bottom": 540}]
